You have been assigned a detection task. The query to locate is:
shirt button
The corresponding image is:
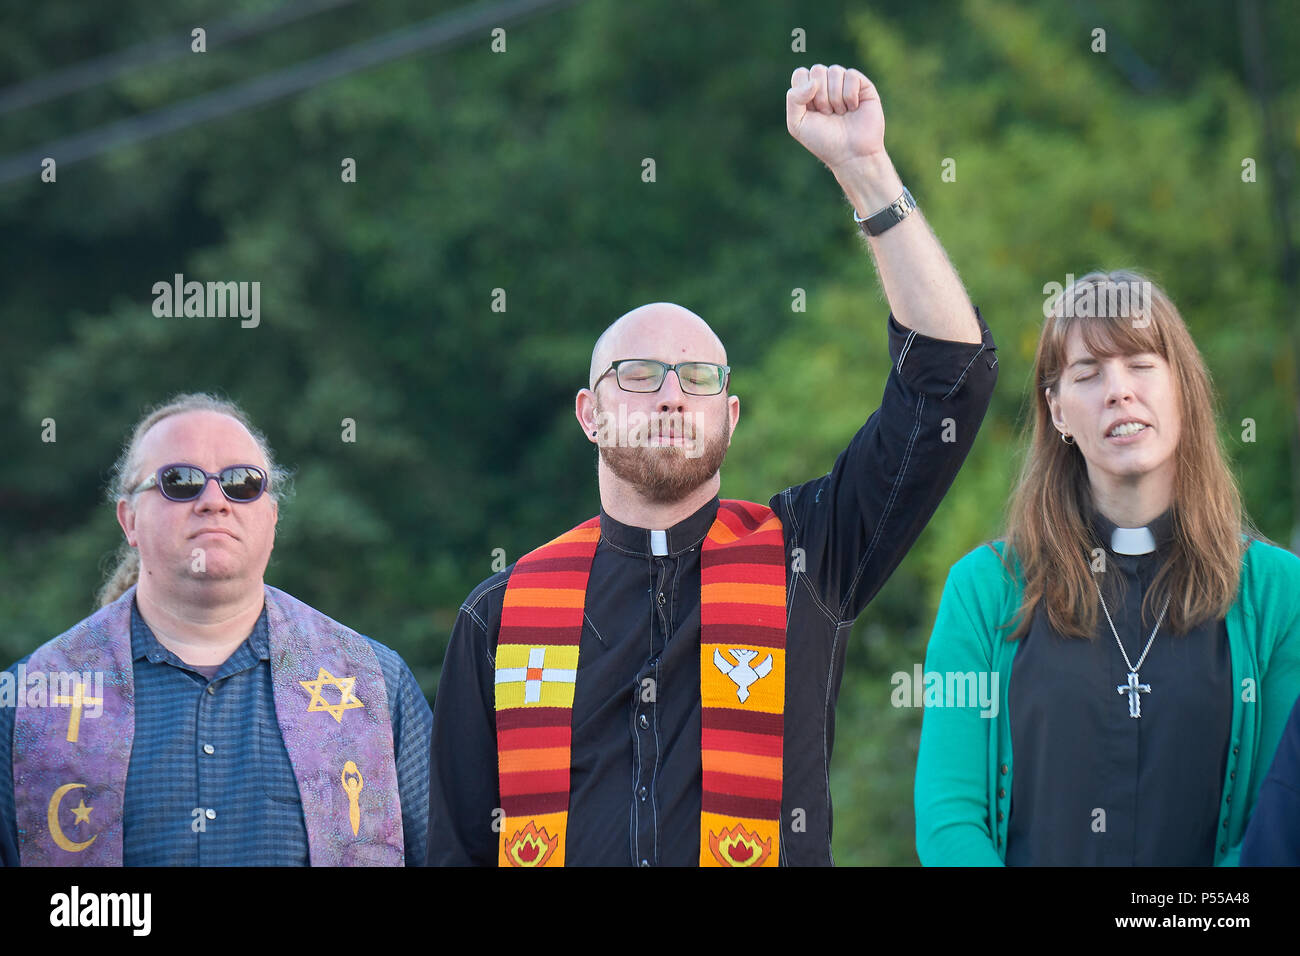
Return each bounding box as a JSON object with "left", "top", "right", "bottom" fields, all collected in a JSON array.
[
  {"left": 639, "top": 714, "right": 649, "bottom": 729},
  {"left": 640, "top": 859, "right": 650, "bottom": 867},
  {"left": 202, "top": 744, "right": 215, "bottom": 755},
  {"left": 996, "top": 811, "right": 1004, "bottom": 822},
  {"left": 639, "top": 786, "right": 648, "bottom": 801},
  {"left": 1222, "top": 820, "right": 1229, "bottom": 829},
  {"left": 1230, "top": 771, "right": 1236, "bottom": 780},
  {"left": 1225, "top": 795, "right": 1232, "bottom": 804},
  {"left": 1232, "top": 746, "right": 1239, "bottom": 755},
  {"left": 996, "top": 836, "right": 1002, "bottom": 848},
  {"left": 206, "top": 684, "right": 216, "bottom": 695},
  {"left": 997, "top": 788, "right": 1006, "bottom": 799},
  {"left": 999, "top": 764, "right": 1008, "bottom": 775},
  {"left": 657, "top": 592, "right": 666, "bottom": 606},
  {"left": 205, "top": 809, "right": 217, "bottom": 820}
]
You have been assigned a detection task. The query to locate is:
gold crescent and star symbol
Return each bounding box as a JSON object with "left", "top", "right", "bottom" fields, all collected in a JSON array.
[
  {"left": 299, "top": 668, "right": 364, "bottom": 722},
  {"left": 47, "top": 783, "right": 97, "bottom": 853},
  {"left": 340, "top": 761, "right": 364, "bottom": 836}
]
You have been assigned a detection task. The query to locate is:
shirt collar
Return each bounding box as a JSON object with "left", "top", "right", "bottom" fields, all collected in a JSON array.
[
  {"left": 1090, "top": 506, "right": 1175, "bottom": 556},
  {"left": 598, "top": 496, "right": 720, "bottom": 557},
  {"left": 129, "top": 595, "right": 271, "bottom": 664}
]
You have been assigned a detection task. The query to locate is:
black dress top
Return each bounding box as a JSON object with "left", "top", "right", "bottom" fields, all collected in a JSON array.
[{"left": 1005, "top": 508, "right": 1232, "bottom": 865}]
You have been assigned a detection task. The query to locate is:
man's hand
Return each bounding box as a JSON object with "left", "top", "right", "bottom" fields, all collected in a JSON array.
[
  {"left": 786, "top": 64, "right": 885, "bottom": 174},
  {"left": 785, "top": 64, "right": 982, "bottom": 345}
]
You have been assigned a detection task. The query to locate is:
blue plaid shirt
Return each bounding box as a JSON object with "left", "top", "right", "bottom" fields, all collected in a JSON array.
[{"left": 0, "top": 598, "right": 431, "bottom": 866}]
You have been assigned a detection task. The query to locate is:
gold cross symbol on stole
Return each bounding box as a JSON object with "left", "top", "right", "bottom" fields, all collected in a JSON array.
[{"left": 52, "top": 683, "right": 103, "bottom": 743}]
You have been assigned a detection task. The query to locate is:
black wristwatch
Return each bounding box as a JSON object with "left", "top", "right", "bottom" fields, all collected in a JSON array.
[{"left": 853, "top": 187, "right": 917, "bottom": 236}]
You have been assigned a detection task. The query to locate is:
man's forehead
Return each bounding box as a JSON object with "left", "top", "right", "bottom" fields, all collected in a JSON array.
[
  {"left": 590, "top": 303, "right": 727, "bottom": 382},
  {"left": 136, "top": 411, "right": 265, "bottom": 467}
]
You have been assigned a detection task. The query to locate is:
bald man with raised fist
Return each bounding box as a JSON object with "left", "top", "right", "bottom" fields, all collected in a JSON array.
[{"left": 427, "top": 64, "right": 998, "bottom": 867}]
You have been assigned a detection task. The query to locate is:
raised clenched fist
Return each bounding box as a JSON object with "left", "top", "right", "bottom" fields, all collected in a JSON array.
[{"left": 786, "top": 64, "right": 886, "bottom": 173}]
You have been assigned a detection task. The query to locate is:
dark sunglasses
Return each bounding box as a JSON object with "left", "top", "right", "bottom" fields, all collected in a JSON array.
[{"left": 131, "top": 463, "right": 269, "bottom": 503}]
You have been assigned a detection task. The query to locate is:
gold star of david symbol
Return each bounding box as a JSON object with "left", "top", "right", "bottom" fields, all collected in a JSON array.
[{"left": 299, "top": 668, "right": 365, "bottom": 722}]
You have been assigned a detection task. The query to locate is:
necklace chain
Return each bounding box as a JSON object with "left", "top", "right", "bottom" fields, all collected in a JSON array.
[{"left": 1092, "top": 577, "right": 1170, "bottom": 673}]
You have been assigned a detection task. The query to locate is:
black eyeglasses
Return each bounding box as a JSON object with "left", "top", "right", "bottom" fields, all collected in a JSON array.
[
  {"left": 131, "top": 464, "right": 269, "bottom": 503},
  {"left": 592, "top": 359, "right": 730, "bottom": 396}
]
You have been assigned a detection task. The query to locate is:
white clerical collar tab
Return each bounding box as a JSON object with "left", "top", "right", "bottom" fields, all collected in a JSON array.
[
  {"left": 1112, "top": 525, "right": 1157, "bottom": 555},
  {"left": 650, "top": 529, "right": 668, "bottom": 556}
]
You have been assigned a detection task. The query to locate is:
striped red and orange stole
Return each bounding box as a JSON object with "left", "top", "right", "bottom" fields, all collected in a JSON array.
[{"left": 494, "top": 499, "right": 787, "bottom": 867}]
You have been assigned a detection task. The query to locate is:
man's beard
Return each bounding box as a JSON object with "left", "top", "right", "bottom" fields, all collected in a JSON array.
[{"left": 595, "top": 404, "right": 731, "bottom": 504}]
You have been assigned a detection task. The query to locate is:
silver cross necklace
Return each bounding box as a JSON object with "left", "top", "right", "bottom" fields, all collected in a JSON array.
[{"left": 1093, "top": 578, "right": 1170, "bottom": 719}]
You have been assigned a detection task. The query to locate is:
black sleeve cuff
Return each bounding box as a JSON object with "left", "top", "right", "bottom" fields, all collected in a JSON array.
[{"left": 887, "top": 307, "right": 998, "bottom": 400}]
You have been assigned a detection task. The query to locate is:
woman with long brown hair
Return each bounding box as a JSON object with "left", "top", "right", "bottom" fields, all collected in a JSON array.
[{"left": 914, "top": 270, "right": 1300, "bottom": 865}]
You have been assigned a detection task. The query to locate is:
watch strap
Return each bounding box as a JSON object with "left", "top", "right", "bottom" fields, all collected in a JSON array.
[{"left": 853, "top": 187, "right": 916, "bottom": 236}]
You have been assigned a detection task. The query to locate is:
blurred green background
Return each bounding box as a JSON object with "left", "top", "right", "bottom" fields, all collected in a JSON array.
[{"left": 1, "top": 0, "right": 1297, "bottom": 864}]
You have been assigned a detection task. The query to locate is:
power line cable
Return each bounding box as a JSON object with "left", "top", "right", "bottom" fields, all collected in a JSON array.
[
  {"left": 0, "top": 0, "right": 364, "bottom": 115},
  {"left": 0, "top": 0, "right": 580, "bottom": 187}
]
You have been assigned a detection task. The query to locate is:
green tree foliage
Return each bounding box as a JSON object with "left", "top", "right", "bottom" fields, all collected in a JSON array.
[{"left": 1, "top": 0, "right": 1296, "bottom": 864}]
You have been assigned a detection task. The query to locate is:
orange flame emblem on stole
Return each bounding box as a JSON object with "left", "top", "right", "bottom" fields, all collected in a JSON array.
[
  {"left": 504, "top": 820, "right": 558, "bottom": 867},
  {"left": 708, "top": 822, "right": 772, "bottom": 867}
]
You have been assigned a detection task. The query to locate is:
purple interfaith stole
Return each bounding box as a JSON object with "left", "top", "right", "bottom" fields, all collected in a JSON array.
[{"left": 12, "top": 585, "right": 404, "bottom": 865}]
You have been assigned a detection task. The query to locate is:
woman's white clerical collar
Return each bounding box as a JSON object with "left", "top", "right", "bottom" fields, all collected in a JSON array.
[{"left": 1111, "top": 524, "right": 1157, "bottom": 555}]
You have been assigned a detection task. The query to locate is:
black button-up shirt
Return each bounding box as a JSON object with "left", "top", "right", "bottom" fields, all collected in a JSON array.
[
  {"left": 1005, "top": 508, "right": 1232, "bottom": 865},
  {"left": 428, "top": 310, "right": 998, "bottom": 865}
]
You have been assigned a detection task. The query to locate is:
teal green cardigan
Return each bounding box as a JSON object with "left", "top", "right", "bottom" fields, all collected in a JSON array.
[{"left": 914, "top": 538, "right": 1300, "bottom": 866}]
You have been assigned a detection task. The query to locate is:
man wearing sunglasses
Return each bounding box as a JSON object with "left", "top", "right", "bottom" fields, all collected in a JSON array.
[
  {"left": 1, "top": 393, "right": 432, "bottom": 866},
  {"left": 428, "top": 64, "right": 998, "bottom": 866}
]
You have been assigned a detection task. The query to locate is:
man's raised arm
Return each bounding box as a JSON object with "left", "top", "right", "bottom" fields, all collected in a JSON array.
[{"left": 786, "top": 63, "right": 981, "bottom": 344}]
